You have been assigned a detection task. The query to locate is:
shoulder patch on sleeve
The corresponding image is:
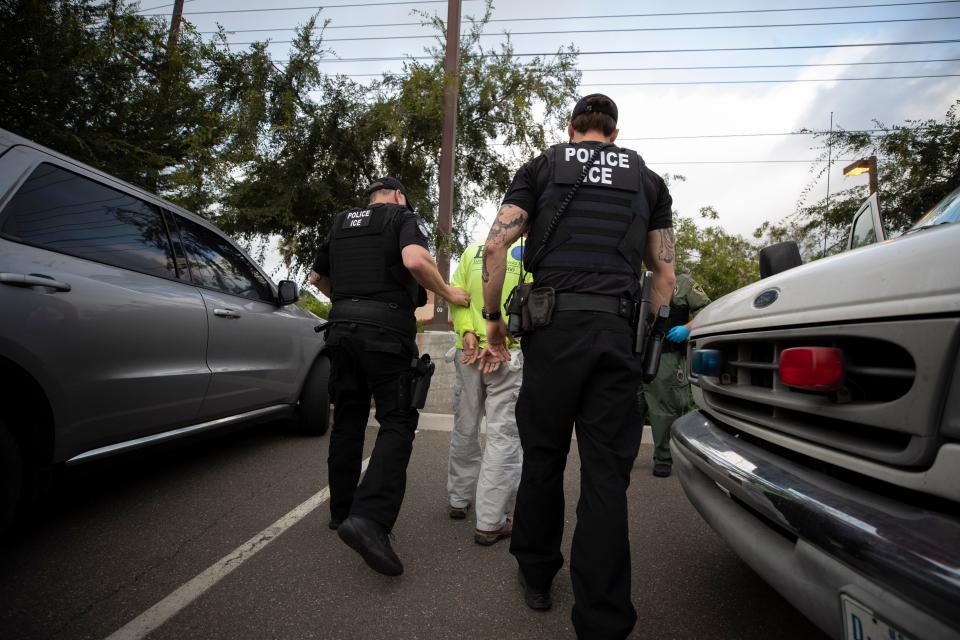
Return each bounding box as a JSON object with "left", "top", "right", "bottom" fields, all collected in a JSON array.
[{"left": 416, "top": 217, "right": 430, "bottom": 239}]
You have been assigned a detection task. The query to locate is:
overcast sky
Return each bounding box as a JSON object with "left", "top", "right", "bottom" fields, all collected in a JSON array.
[{"left": 138, "top": 0, "right": 960, "bottom": 249}]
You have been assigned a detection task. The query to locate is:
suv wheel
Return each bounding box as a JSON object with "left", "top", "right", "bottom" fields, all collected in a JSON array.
[
  {"left": 298, "top": 356, "right": 331, "bottom": 436},
  {"left": 0, "top": 420, "right": 23, "bottom": 535}
]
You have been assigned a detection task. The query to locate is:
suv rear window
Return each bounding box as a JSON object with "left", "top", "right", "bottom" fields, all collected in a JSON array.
[{"left": 1, "top": 164, "right": 177, "bottom": 278}]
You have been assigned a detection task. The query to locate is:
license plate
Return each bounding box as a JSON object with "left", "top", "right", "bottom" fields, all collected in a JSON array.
[{"left": 841, "top": 595, "right": 911, "bottom": 640}]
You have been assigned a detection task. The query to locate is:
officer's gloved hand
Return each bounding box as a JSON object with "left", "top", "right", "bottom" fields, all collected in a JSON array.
[{"left": 666, "top": 325, "right": 690, "bottom": 343}]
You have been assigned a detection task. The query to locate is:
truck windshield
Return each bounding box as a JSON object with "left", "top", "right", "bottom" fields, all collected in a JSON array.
[{"left": 909, "top": 186, "right": 960, "bottom": 231}]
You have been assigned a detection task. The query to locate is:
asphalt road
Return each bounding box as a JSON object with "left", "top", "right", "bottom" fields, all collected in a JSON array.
[{"left": 0, "top": 420, "right": 828, "bottom": 640}]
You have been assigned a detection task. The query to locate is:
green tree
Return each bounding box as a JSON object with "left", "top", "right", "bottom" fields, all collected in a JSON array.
[
  {"left": 779, "top": 100, "right": 960, "bottom": 255},
  {"left": 675, "top": 207, "right": 759, "bottom": 301},
  {"left": 217, "top": 1, "right": 580, "bottom": 272},
  {"left": 297, "top": 291, "right": 331, "bottom": 319},
  {"left": 0, "top": 0, "right": 251, "bottom": 209}
]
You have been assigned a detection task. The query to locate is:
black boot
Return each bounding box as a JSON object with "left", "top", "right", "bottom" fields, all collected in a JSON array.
[
  {"left": 337, "top": 516, "right": 404, "bottom": 576},
  {"left": 518, "top": 569, "right": 552, "bottom": 611}
]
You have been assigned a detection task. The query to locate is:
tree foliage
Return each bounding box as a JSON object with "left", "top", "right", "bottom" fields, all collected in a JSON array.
[
  {"left": 0, "top": 0, "right": 580, "bottom": 275},
  {"left": 674, "top": 206, "right": 759, "bottom": 301},
  {"left": 764, "top": 100, "right": 960, "bottom": 257},
  {"left": 0, "top": 0, "right": 246, "bottom": 206},
  {"left": 219, "top": 3, "right": 580, "bottom": 270}
]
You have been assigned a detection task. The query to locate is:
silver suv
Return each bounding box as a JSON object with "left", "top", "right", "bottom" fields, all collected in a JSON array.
[{"left": 0, "top": 129, "right": 330, "bottom": 533}]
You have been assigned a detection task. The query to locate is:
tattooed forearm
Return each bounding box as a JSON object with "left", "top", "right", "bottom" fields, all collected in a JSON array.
[
  {"left": 657, "top": 228, "right": 676, "bottom": 264},
  {"left": 485, "top": 205, "right": 529, "bottom": 248},
  {"left": 482, "top": 205, "right": 526, "bottom": 285}
]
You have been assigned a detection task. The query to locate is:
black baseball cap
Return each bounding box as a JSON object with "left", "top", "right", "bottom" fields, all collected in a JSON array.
[
  {"left": 571, "top": 93, "right": 618, "bottom": 124},
  {"left": 365, "top": 176, "right": 414, "bottom": 211}
]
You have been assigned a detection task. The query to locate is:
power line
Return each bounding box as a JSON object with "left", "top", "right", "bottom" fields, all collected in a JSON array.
[
  {"left": 619, "top": 130, "right": 880, "bottom": 141},
  {"left": 151, "top": 0, "right": 960, "bottom": 20},
  {"left": 481, "top": 0, "right": 960, "bottom": 21},
  {"left": 138, "top": 0, "right": 482, "bottom": 17},
  {"left": 269, "top": 38, "right": 960, "bottom": 62},
  {"left": 578, "top": 57, "right": 960, "bottom": 72},
  {"left": 312, "top": 58, "right": 960, "bottom": 77},
  {"left": 646, "top": 159, "right": 856, "bottom": 165},
  {"left": 581, "top": 73, "right": 960, "bottom": 86},
  {"left": 136, "top": 0, "right": 196, "bottom": 13},
  {"left": 220, "top": 15, "right": 960, "bottom": 42}
]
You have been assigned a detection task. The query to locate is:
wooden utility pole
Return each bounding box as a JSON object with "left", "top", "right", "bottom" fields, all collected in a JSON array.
[
  {"left": 166, "top": 0, "right": 185, "bottom": 61},
  {"left": 427, "top": 0, "right": 462, "bottom": 331}
]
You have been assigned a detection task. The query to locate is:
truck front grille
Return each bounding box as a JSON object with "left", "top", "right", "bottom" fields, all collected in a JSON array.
[{"left": 690, "top": 318, "right": 959, "bottom": 468}]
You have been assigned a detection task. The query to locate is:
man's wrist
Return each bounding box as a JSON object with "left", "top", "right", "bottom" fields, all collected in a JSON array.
[{"left": 481, "top": 307, "right": 502, "bottom": 321}]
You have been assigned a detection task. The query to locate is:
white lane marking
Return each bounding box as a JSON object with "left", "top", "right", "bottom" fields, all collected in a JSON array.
[{"left": 105, "top": 457, "right": 371, "bottom": 640}]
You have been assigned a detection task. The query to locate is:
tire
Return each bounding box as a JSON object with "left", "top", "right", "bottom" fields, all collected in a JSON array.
[
  {"left": 0, "top": 420, "right": 23, "bottom": 536},
  {"left": 298, "top": 356, "right": 331, "bottom": 436}
]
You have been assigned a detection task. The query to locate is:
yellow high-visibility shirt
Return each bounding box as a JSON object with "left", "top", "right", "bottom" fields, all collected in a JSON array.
[{"left": 449, "top": 240, "right": 530, "bottom": 349}]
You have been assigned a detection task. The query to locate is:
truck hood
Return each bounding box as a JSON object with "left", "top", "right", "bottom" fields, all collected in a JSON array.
[{"left": 692, "top": 223, "right": 960, "bottom": 336}]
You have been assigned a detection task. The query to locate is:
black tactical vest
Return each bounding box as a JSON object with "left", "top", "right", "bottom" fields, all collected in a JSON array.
[
  {"left": 527, "top": 143, "right": 651, "bottom": 281},
  {"left": 327, "top": 203, "right": 425, "bottom": 310}
]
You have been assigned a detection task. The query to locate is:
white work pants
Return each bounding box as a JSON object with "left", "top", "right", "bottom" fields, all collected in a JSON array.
[{"left": 447, "top": 349, "right": 524, "bottom": 531}]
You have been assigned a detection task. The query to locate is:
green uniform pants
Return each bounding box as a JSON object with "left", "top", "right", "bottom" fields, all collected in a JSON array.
[{"left": 635, "top": 350, "right": 690, "bottom": 465}]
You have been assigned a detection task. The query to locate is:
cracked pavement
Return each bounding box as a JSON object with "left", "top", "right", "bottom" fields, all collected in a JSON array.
[{"left": 0, "top": 421, "right": 827, "bottom": 640}]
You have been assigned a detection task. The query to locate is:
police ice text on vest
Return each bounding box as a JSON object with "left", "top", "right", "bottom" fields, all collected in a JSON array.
[{"left": 565, "top": 147, "right": 632, "bottom": 186}]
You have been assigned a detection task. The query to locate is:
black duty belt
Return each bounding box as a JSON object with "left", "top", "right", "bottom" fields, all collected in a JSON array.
[
  {"left": 554, "top": 292, "right": 636, "bottom": 320},
  {"left": 327, "top": 297, "right": 416, "bottom": 337}
]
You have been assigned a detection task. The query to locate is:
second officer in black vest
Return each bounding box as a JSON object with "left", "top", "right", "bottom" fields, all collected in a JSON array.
[
  {"left": 480, "top": 95, "right": 676, "bottom": 639},
  {"left": 309, "top": 177, "right": 469, "bottom": 576}
]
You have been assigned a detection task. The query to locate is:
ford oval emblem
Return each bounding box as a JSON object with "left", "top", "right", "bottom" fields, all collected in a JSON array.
[{"left": 753, "top": 288, "right": 780, "bottom": 308}]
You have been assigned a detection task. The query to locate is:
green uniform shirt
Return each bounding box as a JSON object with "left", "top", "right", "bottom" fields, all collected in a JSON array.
[
  {"left": 674, "top": 273, "right": 711, "bottom": 317},
  {"left": 450, "top": 240, "right": 530, "bottom": 349}
]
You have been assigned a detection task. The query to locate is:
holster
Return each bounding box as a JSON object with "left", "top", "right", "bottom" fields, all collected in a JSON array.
[{"left": 409, "top": 354, "right": 435, "bottom": 409}]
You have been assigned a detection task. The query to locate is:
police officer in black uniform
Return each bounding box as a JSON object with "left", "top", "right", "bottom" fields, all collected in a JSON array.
[
  {"left": 480, "top": 95, "right": 676, "bottom": 639},
  {"left": 309, "top": 177, "right": 469, "bottom": 577}
]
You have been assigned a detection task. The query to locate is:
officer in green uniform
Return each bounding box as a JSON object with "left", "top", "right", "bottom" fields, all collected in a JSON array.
[{"left": 636, "top": 272, "right": 710, "bottom": 477}]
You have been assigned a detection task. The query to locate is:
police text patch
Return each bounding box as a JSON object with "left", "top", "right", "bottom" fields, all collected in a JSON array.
[
  {"left": 553, "top": 144, "right": 641, "bottom": 192},
  {"left": 342, "top": 209, "right": 372, "bottom": 229}
]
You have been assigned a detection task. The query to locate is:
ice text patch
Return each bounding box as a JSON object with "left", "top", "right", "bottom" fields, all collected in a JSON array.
[{"left": 342, "top": 209, "right": 372, "bottom": 228}]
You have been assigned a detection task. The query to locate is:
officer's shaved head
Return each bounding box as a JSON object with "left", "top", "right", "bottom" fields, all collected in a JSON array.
[{"left": 368, "top": 189, "right": 397, "bottom": 203}]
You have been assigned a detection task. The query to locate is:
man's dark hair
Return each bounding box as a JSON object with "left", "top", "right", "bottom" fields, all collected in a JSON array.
[{"left": 571, "top": 112, "right": 617, "bottom": 136}]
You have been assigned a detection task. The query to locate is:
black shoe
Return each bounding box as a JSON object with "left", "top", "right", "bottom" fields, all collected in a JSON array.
[
  {"left": 518, "top": 569, "right": 552, "bottom": 611},
  {"left": 653, "top": 463, "right": 672, "bottom": 478},
  {"left": 329, "top": 517, "right": 343, "bottom": 530},
  {"left": 337, "top": 516, "right": 404, "bottom": 576},
  {"left": 448, "top": 504, "right": 469, "bottom": 520}
]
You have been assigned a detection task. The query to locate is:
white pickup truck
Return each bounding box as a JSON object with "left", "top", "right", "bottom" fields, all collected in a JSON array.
[{"left": 672, "top": 188, "right": 960, "bottom": 640}]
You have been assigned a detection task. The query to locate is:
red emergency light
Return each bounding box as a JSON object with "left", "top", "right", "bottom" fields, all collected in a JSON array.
[{"left": 778, "top": 347, "right": 844, "bottom": 391}]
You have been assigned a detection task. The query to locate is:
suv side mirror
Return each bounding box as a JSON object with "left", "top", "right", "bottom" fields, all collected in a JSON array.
[
  {"left": 277, "top": 280, "right": 299, "bottom": 306},
  {"left": 759, "top": 241, "right": 803, "bottom": 279}
]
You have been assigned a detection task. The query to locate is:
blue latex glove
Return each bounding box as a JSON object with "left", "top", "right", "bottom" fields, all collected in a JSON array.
[{"left": 666, "top": 325, "right": 690, "bottom": 343}]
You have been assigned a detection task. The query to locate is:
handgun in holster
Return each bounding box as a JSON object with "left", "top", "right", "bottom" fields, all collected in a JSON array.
[
  {"left": 409, "top": 354, "right": 435, "bottom": 409},
  {"left": 634, "top": 272, "right": 671, "bottom": 383}
]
